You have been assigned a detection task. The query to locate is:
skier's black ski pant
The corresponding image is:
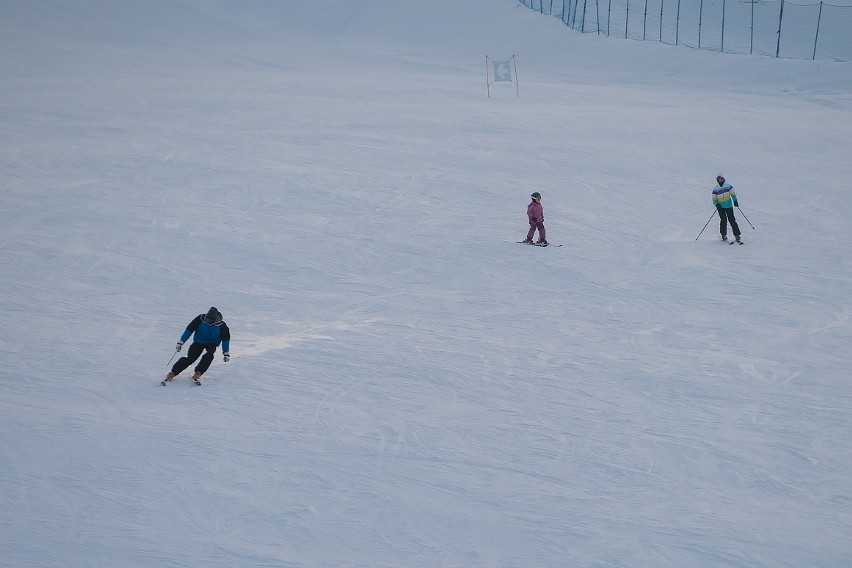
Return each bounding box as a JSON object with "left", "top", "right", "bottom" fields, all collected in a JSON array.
[
  {"left": 172, "top": 342, "right": 217, "bottom": 376},
  {"left": 718, "top": 207, "right": 741, "bottom": 237}
]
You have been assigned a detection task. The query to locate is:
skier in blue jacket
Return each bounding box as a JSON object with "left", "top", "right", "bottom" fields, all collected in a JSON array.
[{"left": 165, "top": 307, "right": 230, "bottom": 384}]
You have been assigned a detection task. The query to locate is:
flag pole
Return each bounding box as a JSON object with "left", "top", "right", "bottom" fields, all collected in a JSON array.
[
  {"left": 513, "top": 54, "right": 520, "bottom": 97},
  {"left": 486, "top": 55, "right": 491, "bottom": 98}
]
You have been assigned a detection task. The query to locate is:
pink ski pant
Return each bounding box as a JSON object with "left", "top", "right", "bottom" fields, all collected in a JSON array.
[{"left": 526, "top": 220, "right": 545, "bottom": 241}]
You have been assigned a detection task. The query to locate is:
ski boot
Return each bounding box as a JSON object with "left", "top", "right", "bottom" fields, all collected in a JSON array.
[
  {"left": 162, "top": 372, "right": 175, "bottom": 386},
  {"left": 192, "top": 372, "right": 202, "bottom": 385}
]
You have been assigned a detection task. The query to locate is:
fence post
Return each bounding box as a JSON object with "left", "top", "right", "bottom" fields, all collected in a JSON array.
[
  {"left": 625, "top": 0, "right": 630, "bottom": 38},
  {"left": 643, "top": 0, "right": 649, "bottom": 40},
  {"left": 698, "top": 0, "right": 704, "bottom": 49},
  {"left": 596, "top": 0, "right": 601, "bottom": 34},
  {"left": 750, "top": 0, "right": 754, "bottom": 54},
  {"left": 660, "top": 0, "right": 665, "bottom": 42},
  {"left": 721, "top": 0, "right": 726, "bottom": 52},
  {"left": 582, "top": 0, "right": 588, "bottom": 32},
  {"left": 812, "top": 1, "right": 823, "bottom": 60},
  {"left": 776, "top": 0, "right": 785, "bottom": 58},
  {"left": 608, "top": 0, "right": 613, "bottom": 35},
  {"left": 676, "top": 0, "right": 681, "bottom": 45}
]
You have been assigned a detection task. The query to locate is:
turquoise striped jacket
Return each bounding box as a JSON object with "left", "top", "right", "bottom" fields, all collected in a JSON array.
[{"left": 712, "top": 183, "right": 737, "bottom": 209}]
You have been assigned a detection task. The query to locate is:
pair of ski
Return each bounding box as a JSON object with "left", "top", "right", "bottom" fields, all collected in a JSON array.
[
  {"left": 723, "top": 238, "right": 745, "bottom": 245},
  {"left": 518, "top": 241, "right": 562, "bottom": 247},
  {"left": 161, "top": 376, "right": 202, "bottom": 386}
]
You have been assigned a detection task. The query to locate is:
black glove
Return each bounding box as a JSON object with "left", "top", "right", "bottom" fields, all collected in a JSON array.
[
  {"left": 176, "top": 341, "right": 183, "bottom": 352},
  {"left": 715, "top": 204, "right": 722, "bottom": 212},
  {"left": 733, "top": 200, "right": 739, "bottom": 207}
]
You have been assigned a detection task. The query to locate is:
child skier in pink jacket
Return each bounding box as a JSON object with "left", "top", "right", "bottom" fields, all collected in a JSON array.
[{"left": 523, "top": 192, "right": 547, "bottom": 245}]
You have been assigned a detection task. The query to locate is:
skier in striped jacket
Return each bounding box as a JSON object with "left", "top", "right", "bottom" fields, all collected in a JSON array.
[{"left": 712, "top": 173, "right": 742, "bottom": 243}]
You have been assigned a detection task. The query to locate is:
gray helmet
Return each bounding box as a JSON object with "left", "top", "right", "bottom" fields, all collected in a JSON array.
[
  {"left": 531, "top": 192, "right": 541, "bottom": 200},
  {"left": 204, "top": 307, "right": 222, "bottom": 325}
]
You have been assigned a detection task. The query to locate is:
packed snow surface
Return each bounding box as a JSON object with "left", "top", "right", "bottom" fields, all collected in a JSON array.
[{"left": 1, "top": 1, "right": 851, "bottom": 566}]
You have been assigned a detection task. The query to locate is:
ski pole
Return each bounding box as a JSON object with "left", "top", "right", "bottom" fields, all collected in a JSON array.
[
  {"left": 695, "top": 209, "right": 718, "bottom": 241},
  {"left": 736, "top": 205, "right": 755, "bottom": 229},
  {"left": 166, "top": 350, "right": 178, "bottom": 369}
]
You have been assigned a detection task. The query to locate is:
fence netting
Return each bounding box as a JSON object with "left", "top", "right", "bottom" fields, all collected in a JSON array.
[{"left": 523, "top": 0, "right": 852, "bottom": 62}]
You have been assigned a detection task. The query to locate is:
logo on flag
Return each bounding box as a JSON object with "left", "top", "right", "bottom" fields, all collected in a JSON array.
[{"left": 492, "top": 60, "right": 512, "bottom": 82}]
